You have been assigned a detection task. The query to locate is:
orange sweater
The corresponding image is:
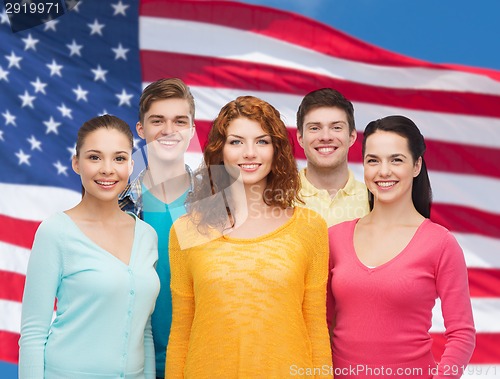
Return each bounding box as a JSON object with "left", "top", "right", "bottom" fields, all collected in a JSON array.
[{"left": 166, "top": 207, "right": 333, "bottom": 378}]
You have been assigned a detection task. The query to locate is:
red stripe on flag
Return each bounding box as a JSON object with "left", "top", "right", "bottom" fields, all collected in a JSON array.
[
  {"left": 141, "top": 50, "right": 500, "bottom": 119},
  {"left": 0, "top": 215, "right": 39, "bottom": 249},
  {"left": 431, "top": 204, "right": 500, "bottom": 239},
  {"left": 468, "top": 269, "right": 500, "bottom": 298},
  {"left": 0, "top": 272, "right": 25, "bottom": 303},
  {"left": 432, "top": 333, "right": 500, "bottom": 364},
  {"left": 0, "top": 331, "right": 19, "bottom": 364},
  {"left": 348, "top": 134, "right": 500, "bottom": 180},
  {"left": 140, "top": 0, "right": 500, "bottom": 82}
]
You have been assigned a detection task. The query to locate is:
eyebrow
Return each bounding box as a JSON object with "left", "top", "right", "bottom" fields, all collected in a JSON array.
[
  {"left": 227, "top": 134, "right": 271, "bottom": 139},
  {"left": 365, "top": 153, "right": 407, "bottom": 159},
  {"left": 306, "top": 120, "right": 346, "bottom": 126},
  {"left": 84, "top": 149, "right": 130, "bottom": 155},
  {"left": 148, "top": 114, "right": 190, "bottom": 119}
]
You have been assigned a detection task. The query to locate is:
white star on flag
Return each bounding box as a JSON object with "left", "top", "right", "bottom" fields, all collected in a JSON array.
[
  {"left": 19, "top": 91, "right": 36, "bottom": 108},
  {"left": 46, "top": 59, "right": 63, "bottom": 77},
  {"left": 57, "top": 103, "right": 73, "bottom": 119},
  {"left": 0, "top": 66, "right": 9, "bottom": 81},
  {"left": 88, "top": 19, "right": 105, "bottom": 36},
  {"left": 15, "top": 149, "right": 31, "bottom": 166},
  {"left": 27, "top": 135, "right": 42, "bottom": 151},
  {"left": 30, "top": 77, "right": 47, "bottom": 94},
  {"left": 67, "top": 144, "right": 77, "bottom": 159},
  {"left": 91, "top": 65, "right": 108, "bottom": 81},
  {"left": 116, "top": 89, "right": 133, "bottom": 106},
  {"left": 53, "top": 161, "right": 69, "bottom": 176},
  {"left": 43, "top": 18, "right": 59, "bottom": 32},
  {"left": 72, "top": 85, "right": 89, "bottom": 102},
  {"left": 5, "top": 52, "right": 22, "bottom": 69},
  {"left": 111, "top": 1, "right": 130, "bottom": 16},
  {"left": 2, "top": 110, "right": 16, "bottom": 126},
  {"left": 0, "top": 10, "right": 9, "bottom": 24},
  {"left": 112, "top": 43, "right": 129, "bottom": 60},
  {"left": 44, "top": 117, "right": 61, "bottom": 134},
  {"left": 22, "top": 34, "right": 40, "bottom": 51},
  {"left": 67, "top": 40, "right": 83, "bottom": 57}
]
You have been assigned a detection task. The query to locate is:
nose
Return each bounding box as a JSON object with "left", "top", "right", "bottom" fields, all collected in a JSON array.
[
  {"left": 243, "top": 144, "right": 256, "bottom": 159},
  {"left": 379, "top": 161, "right": 391, "bottom": 177},
  {"left": 318, "top": 126, "right": 333, "bottom": 141},
  {"left": 99, "top": 159, "right": 114, "bottom": 174},
  {"left": 161, "top": 120, "right": 176, "bottom": 135}
]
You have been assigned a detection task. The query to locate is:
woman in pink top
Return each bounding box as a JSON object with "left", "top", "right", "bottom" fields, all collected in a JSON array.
[{"left": 327, "top": 115, "right": 475, "bottom": 378}]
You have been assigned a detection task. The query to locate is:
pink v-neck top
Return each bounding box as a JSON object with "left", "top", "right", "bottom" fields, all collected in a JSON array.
[
  {"left": 19, "top": 212, "right": 160, "bottom": 378},
  {"left": 327, "top": 219, "right": 475, "bottom": 379}
]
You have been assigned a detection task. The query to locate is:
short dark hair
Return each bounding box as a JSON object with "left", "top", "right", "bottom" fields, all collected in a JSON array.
[
  {"left": 296, "top": 88, "right": 355, "bottom": 135},
  {"left": 362, "top": 115, "right": 432, "bottom": 218},
  {"left": 138, "top": 78, "right": 195, "bottom": 123}
]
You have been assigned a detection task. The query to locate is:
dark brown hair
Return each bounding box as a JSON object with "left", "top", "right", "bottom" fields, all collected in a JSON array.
[
  {"left": 296, "top": 88, "right": 355, "bottom": 135},
  {"left": 362, "top": 115, "right": 432, "bottom": 218}
]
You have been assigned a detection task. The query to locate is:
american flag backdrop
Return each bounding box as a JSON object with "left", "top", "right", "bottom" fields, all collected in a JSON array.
[{"left": 1, "top": 0, "right": 499, "bottom": 377}]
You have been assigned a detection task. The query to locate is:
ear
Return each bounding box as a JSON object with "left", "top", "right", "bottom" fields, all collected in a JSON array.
[
  {"left": 189, "top": 123, "right": 196, "bottom": 140},
  {"left": 72, "top": 155, "right": 80, "bottom": 175},
  {"left": 296, "top": 129, "right": 304, "bottom": 149},
  {"left": 129, "top": 158, "right": 135, "bottom": 176},
  {"left": 348, "top": 128, "right": 357, "bottom": 148},
  {"left": 413, "top": 156, "right": 422, "bottom": 177},
  {"left": 136, "top": 121, "right": 145, "bottom": 139}
]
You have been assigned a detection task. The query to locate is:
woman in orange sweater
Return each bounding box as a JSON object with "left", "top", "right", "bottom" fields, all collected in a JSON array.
[{"left": 166, "top": 96, "right": 332, "bottom": 378}]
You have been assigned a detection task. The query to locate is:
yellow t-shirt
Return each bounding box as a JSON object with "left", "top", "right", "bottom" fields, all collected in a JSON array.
[
  {"left": 299, "top": 168, "right": 369, "bottom": 227},
  {"left": 167, "top": 207, "right": 333, "bottom": 379}
]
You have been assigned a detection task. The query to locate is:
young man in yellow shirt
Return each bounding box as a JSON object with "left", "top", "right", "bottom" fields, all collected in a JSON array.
[{"left": 296, "top": 88, "right": 369, "bottom": 227}]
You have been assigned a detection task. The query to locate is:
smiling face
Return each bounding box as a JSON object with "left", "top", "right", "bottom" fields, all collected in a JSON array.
[
  {"left": 297, "top": 106, "right": 356, "bottom": 171},
  {"left": 72, "top": 128, "right": 134, "bottom": 203},
  {"left": 136, "top": 98, "right": 194, "bottom": 163},
  {"left": 363, "top": 130, "right": 422, "bottom": 207},
  {"left": 222, "top": 117, "right": 274, "bottom": 189}
]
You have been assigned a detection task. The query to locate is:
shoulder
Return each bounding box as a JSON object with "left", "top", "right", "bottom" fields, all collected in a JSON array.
[
  {"left": 420, "top": 219, "right": 458, "bottom": 244},
  {"left": 35, "top": 212, "right": 68, "bottom": 238},
  {"left": 328, "top": 218, "right": 357, "bottom": 235},
  {"left": 171, "top": 214, "right": 222, "bottom": 250},
  {"left": 346, "top": 170, "right": 368, "bottom": 192},
  {"left": 132, "top": 214, "right": 158, "bottom": 239},
  {"left": 294, "top": 206, "right": 326, "bottom": 227}
]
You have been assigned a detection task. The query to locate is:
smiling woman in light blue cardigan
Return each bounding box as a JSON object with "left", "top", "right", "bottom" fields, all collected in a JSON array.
[
  {"left": 19, "top": 114, "right": 160, "bottom": 379},
  {"left": 19, "top": 212, "right": 159, "bottom": 378}
]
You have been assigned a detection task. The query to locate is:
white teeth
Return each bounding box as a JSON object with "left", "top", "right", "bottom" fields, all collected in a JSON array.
[
  {"left": 159, "top": 140, "right": 178, "bottom": 146},
  {"left": 96, "top": 181, "right": 116, "bottom": 186},
  {"left": 377, "top": 181, "right": 396, "bottom": 188},
  {"left": 240, "top": 164, "right": 259, "bottom": 169},
  {"left": 317, "top": 147, "right": 335, "bottom": 153}
]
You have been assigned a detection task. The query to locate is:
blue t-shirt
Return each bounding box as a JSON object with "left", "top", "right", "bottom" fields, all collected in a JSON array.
[{"left": 142, "top": 186, "right": 188, "bottom": 378}]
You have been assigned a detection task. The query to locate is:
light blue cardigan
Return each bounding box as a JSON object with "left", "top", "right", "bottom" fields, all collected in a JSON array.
[{"left": 19, "top": 212, "right": 160, "bottom": 378}]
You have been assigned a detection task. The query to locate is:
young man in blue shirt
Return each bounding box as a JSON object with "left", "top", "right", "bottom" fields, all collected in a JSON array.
[{"left": 119, "top": 78, "right": 195, "bottom": 379}]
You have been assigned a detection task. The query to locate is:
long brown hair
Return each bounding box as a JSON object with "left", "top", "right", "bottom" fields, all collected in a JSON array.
[{"left": 188, "top": 96, "right": 301, "bottom": 231}]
